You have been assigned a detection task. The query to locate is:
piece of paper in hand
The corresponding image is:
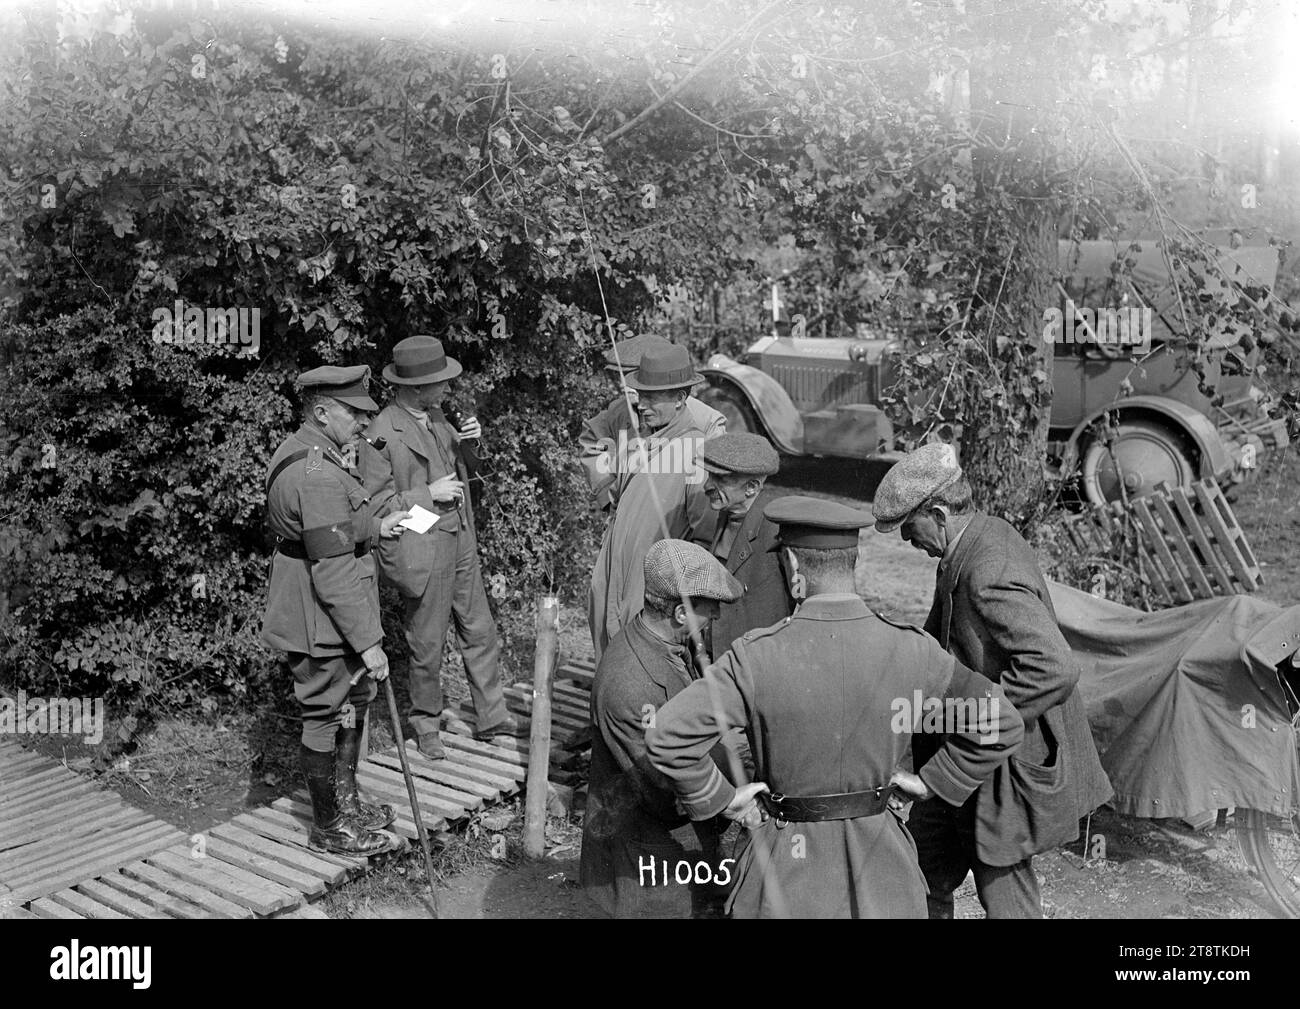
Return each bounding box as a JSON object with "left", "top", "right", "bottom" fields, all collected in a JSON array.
[{"left": 399, "top": 505, "right": 439, "bottom": 534}]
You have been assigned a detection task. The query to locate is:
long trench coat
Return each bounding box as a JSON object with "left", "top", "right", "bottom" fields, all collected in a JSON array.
[{"left": 587, "top": 407, "right": 714, "bottom": 658}]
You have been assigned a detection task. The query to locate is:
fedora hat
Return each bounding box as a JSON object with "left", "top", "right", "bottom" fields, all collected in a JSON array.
[
  {"left": 382, "top": 335, "right": 463, "bottom": 386},
  {"left": 625, "top": 343, "right": 703, "bottom": 392}
]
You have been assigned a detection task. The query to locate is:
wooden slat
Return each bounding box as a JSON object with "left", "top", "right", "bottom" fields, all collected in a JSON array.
[
  {"left": 0, "top": 767, "right": 76, "bottom": 801},
  {"left": 1191, "top": 481, "right": 1256, "bottom": 589},
  {"left": 1150, "top": 492, "right": 1215, "bottom": 598},
  {"left": 367, "top": 753, "right": 501, "bottom": 799},
  {"left": 147, "top": 848, "right": 299, "bottom": 917},
  {"left": 95, "top": 870, "right": 214, "bottom": 920},
  {"left": 234, "top": 810, "right": 366, "bottom": 873},
  {"left": 432, "top": 736, "right": 528, "bottom": 777},
  {"left": 1131, "top": 498, "right": 1194, "bottom": 603},
  {"left": 0, "top": 903, "right": 40, "bottom": 919},
  {"left": 357, "top": 762, "right": 481, "bottom": 813},
  {"left": 4, "top": 819, "right": 178, "bottom": 885},
  {"left": 1122, "top": 511, "right": 1174, "bottom": 605},
  {"left": 273, "top": 903, "right": 331, "bottom": 919},
  {"left": 121, "top": 861, "right": 254, "bottom": 919},
  {"left": 0, "top": 794, "right": 126, "bottom": 843},
  {"left": 1200, "top": 480, "right": 1262, "bottom": 581},
  {"left": 46, "top": 888, "right": 130, "bottom": 920},
  {"left": 0, "top": 755, "right": 55, "bottom": 779},
  {"left": 28, "top": 896, "right": 85, "bottom": 919},
  {"left": 0, "top": 806, "right": 156, "bottom": 874},
  {"left": 8, "top": 824, "right": 185, "bottom": 901},
  {"left": 202, "top": 837, "right": 326, "bottom": 897},
  {"left": 209, "top": 823, "right": 348, "bottom": 886},
  {"left": 0, "top": 781, "right": 101, "bottom": 818},
  {"left": 1168, "top": 485, "right": 1236, "bottom": 593},
  {"left": 74, "top": 879, "right": 171, "bottom": 919}
]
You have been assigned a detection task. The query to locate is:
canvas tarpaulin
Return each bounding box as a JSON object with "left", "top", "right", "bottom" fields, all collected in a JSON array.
[{"left": 1048, "top": 580, "right": 1300, "bottom": 819}]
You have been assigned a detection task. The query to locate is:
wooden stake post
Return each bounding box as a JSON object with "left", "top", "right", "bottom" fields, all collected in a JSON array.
[{"left": 524, "top": 594, "right": 561, "bottom": 859}]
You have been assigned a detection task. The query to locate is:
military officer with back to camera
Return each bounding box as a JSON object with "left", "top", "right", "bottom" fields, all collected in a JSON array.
[
  {"left": 261, "top": 365, "right": 412, "bottom": 856},
  {"left": 645, "top": 497, "right": 1024, "bottom": 918},
  {"left": 579, "top": 333, "right": 725, "bottom": 515},
  {"left": 873, "top": 443, "right": 1112, "bottom": 919},
  {"left": 698, "top": 432, "right": 792, "bottom": 660},
  {"left": 359, "top": 335, "right": 526, "bottom": 761}
]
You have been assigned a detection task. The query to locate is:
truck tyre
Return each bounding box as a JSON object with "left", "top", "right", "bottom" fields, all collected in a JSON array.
[
  {"left": 699, "top": 382, "right": 760, "bottom": 439},
  {"left": 1080, "top": 418, "right": 1196, "bottom": 506}
]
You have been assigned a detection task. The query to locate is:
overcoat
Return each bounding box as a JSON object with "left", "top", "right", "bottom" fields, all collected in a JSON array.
[
  {"left": 579, "top": 395, "right": 724, "bottom": 510},
  {"left": 647, "top": 594, "right": 1024, "bottom": 918},
  {"left": 587, "top": 408, "right": 715, "bottom": 657},
  {"left": 708, "top": 503, "right": 792, "bottom": 659},
  {"left": 261, "top": 424, "right": 386, "bottom": 657},
  {"left": 919, "top": 512, "right": 1113, "bottom": 865}
]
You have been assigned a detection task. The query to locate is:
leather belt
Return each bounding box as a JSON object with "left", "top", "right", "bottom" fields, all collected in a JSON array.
[
  {"left": 758, "top": 786, "right": 894, "bottom": 823},
  {"left": 276, "top": 539, "right": 370, "bottom": 560}
]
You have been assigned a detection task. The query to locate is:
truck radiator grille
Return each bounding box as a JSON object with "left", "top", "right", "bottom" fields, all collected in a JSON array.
[{"left": 766, "top": 362, "right": 876, "bottom": 410}]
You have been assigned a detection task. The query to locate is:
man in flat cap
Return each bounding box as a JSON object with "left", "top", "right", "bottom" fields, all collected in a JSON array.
[
  {"left": 580, "top": 539, "right": 745, "bottom": 918},
  {"left": 360, "top": 335, "right": 525, "bottom": 761},
  {"left": 873, "top": 443, "right": 1111, "bottom": 918},
  {"left": 262, "top": 365, "right": 412, "bottom": 855},
  {"left": 579, "top": 335, "right": 724, "bottom": 514},
  {"left": 646, "top": 495, "right": 1024, "bottom": 918},
  {"left": 700, "top": 432, "right": 792, "bottom": 659},
  {"left": 588, "top": 342, "right": 717, "bottom": 658}
]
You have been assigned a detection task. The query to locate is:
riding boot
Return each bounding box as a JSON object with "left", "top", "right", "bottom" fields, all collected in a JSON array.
[
  {"left": 335, "top": 723, "right": 396, "bottom": 831},
  {"left": 300, "top": 743, "right": 394, "bottom": 855}
]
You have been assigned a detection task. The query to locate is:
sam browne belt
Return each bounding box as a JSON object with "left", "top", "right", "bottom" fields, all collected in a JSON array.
[
  {"left": 758, "top": 785, "right": 895, "bottom": 823},
  {"left": 276, "top": 539, "right": 370, "bottom": 560}
]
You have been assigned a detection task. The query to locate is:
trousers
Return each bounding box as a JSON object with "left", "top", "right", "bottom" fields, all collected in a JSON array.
[
  {"left": 404, "top": 522, "right": 508, "bottom": 736},
  {"left": 288, "top": 651, "right": 377, "bottom": 752},
  {"left": 909, "top": 793, "right": 1043, "bottom": 919}
]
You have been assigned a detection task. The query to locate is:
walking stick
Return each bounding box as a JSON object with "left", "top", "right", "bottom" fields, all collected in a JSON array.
[{"left": 381, "top": 675, "right": 441, "bottom": 918}]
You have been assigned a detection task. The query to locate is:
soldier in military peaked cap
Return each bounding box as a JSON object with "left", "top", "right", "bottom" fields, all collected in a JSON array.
[{"left": 261, "top": 364, "right": 410, "bottom": 856}]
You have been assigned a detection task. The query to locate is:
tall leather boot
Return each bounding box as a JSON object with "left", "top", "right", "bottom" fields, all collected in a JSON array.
[
  {"left": 335, "top": 723, "right": 396, "bottom": 831},
  {"left": 300, "top": 744, "right": 393, "bottom": 855}
]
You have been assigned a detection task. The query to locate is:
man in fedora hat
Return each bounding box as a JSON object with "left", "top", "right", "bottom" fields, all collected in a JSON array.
[
  {"left": 579, "top": 335, "right": 725, "bottom": 514},
  {"left": 588, "top": 342, "right": 716, "bottom": 659},
  {"left": 262, "top": 365, "right": 411, "bottom": 855},
  {"left": 360, "top": 335, "right": 525, "bottom": 760}
]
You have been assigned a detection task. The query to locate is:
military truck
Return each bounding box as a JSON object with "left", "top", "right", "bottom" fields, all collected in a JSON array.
[{"left": 699, "top": 240, "right": 1288, "bottom": 505}]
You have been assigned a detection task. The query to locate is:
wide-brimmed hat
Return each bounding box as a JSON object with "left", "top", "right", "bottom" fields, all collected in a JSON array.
[
  {"left": 625, "top": 343, "right": 703, "bottom": 392},
  {"left": 382, "top": 335, "right": 463, "bottom": 386},
  {"left": 603, "top": 334, "right": 672, "bottom": 374}
]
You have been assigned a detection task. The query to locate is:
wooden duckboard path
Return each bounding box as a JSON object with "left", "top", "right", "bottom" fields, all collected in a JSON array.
[{"left": 3, "top": 671, "right": 594, "bottom": 920}]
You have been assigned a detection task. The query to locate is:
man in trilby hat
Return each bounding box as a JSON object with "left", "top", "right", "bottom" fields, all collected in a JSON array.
[
  {"left": 262, "top": 365, "right": 411, "bottom": 855},
  {"left": 579, "top": 334, "right": 724, "bottom": 513},
  {"left": 360, "top": 335, "right": 526, "bottom": 761},
  {"left": 587, "top": 342, "right": 716, "bottom": 659}
]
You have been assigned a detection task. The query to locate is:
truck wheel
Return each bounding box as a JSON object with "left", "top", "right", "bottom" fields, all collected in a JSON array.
[
  {"left": 699, "top": 382, "right": 760, "bottom": 437},
  {"left": 1080, "top": 419, "right": 1196, "bottom": 506},
  {"left": 1236, "top": 807, "right": 1300, "bottom": 918}
]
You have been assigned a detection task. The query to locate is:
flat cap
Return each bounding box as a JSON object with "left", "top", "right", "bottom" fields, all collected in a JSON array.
[
  {"left": 763, "top": 495, "right": 873, "bottom": 550},
  {"left": 701, "top": 433, "right": 779, "bottom": 477},
  {"left": 644, "top": 539, "right": 743, "bottom": 604},
  {"left": 603, "top": 334, "right": 671, "bottom": 373},
  {"left": 297, "top": 364, "right": 379, "bottom": 412},
  {"left": 871, "top": 442, "right": 962, "bottom": 533}
]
